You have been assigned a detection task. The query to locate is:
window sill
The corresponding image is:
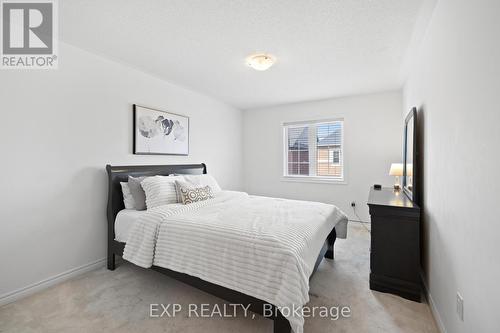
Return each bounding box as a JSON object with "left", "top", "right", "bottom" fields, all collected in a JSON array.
[{"left": 281, "top": 176, "right": 347, "bottom": 185}]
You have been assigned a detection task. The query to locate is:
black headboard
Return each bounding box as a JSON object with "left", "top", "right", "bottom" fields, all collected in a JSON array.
[{"left": 105, "top": 163, "right": 207, "bottom": 239}]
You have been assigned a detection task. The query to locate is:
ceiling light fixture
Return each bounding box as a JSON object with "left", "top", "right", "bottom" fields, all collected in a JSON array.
[{"left": 245, "top": 53, "right": 276, "bottom": 71}]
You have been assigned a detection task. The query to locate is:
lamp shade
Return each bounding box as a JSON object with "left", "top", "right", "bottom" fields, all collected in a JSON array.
[{"left": 389, "top": 163, "right": 404, "bottom": 176}]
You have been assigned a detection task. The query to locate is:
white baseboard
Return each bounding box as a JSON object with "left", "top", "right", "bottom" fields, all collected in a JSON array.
[
  {"left": 421, "top": 273, "right": 447, "bottom": 333},
  {"left": 0, "top": 258, "right": 106, "bottom": 307}
]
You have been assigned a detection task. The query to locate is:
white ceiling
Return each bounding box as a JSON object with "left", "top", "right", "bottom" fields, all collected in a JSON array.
[{"left": 60, "top": 0, "right": 423, "bottom": 109}]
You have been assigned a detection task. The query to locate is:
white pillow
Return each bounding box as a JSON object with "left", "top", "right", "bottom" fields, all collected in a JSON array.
[
  {"left": 120, "top": 182, "right": 135, "bottom": 209},
  {"left": 141, "top": 175, "right": 184, "bottom": 209},
  {"left": 182, "top": 174, "right": 221, "bottom": 193}
]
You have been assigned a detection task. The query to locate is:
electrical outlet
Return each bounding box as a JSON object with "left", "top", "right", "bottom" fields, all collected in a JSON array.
[
  {"left": 456, "top": 292, "right": 464, "bottom": 321},
  {"left": 351, "top": 201, "right": 356, "bottom": 207}
]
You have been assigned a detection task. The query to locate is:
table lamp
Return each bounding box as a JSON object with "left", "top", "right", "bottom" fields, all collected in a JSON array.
[{"left": 389, "top": 163, "right": 403, "bottom": 190}]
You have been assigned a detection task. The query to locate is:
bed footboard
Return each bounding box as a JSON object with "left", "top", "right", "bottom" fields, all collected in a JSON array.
[
  {"left": 325, "top": 227, "right": 337, "bottom": 259},
  {"left": 274, "top": 312, "right": 291, "bottom": 333}
]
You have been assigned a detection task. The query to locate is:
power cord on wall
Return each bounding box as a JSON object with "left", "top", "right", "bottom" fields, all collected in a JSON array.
[{"left": 349, "top": 203, "right": 371, "bottom": 234}]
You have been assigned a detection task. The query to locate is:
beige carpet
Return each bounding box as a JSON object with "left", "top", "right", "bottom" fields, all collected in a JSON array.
[{"left": 0, "top": 223, "right": 438, "bottom": 333}]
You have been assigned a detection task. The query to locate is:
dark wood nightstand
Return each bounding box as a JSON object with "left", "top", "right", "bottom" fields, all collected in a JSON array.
[{"left": 367, "top": 187, "right": 422, "bottom": 302}]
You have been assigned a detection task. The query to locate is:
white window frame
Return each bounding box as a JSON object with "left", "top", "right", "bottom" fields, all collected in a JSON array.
[{"left": 282, "top": 118, "right": 345, "bottom": 184}]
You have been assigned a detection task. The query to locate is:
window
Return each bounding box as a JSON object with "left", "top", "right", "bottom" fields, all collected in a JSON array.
[
  {"left": 283, "top": 119, "right": 344, "bottom": 181},
  {"left": 319, "top": 149, "right": 341, "bottom": 164},
  {"left": 329, "top": 149, "right": 341, "bottom": 164}
]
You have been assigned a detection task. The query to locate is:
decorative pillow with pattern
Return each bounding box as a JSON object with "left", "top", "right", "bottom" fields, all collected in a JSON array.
[{"left": 177, "top": 184, "right": 214, "bottom": 204}]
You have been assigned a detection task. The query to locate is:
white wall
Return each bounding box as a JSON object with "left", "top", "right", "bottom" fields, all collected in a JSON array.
[
  {"left": 0, "top": 42, "right": 243, "bottom": 301},
  {"left": 403, "top": 1, "right": 500, "bottom": 332},
  {"left": 242, "top": 92, "right": 403, "bottom": 221}
]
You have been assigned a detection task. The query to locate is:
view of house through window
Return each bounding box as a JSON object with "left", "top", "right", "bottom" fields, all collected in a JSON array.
[
  {"left": 286, "top": 125, "right": 310, "bottom": 176},
  {"left": 284, "top": 120, "right": 344, "bottom": 180}
]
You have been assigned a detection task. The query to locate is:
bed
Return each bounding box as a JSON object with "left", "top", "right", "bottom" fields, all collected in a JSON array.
[{"left": 106, "top": 163, "right": 347, "bottom": 333}]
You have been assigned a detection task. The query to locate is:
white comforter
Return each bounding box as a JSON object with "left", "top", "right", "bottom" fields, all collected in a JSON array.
[{"left": 123, "top": 191, "right": 348, "bottom": 333}]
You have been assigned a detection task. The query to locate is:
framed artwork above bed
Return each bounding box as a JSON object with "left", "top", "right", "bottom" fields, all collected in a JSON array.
[{"left": 133, "top": 104, "right": 189, "bottom": 155}]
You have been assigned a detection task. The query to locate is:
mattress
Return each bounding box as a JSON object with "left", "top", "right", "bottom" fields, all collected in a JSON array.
[
  {"left": 122, "top": 191, "right": 348, "bottom": 333},
  {"left": 114, "top": 209, "right": 147, "bottom": 242}
]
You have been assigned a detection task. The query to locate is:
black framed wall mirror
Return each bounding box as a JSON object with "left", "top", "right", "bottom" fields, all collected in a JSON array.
[{"left": 403, "top": 107, "right": 418, "bottom": 203}]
